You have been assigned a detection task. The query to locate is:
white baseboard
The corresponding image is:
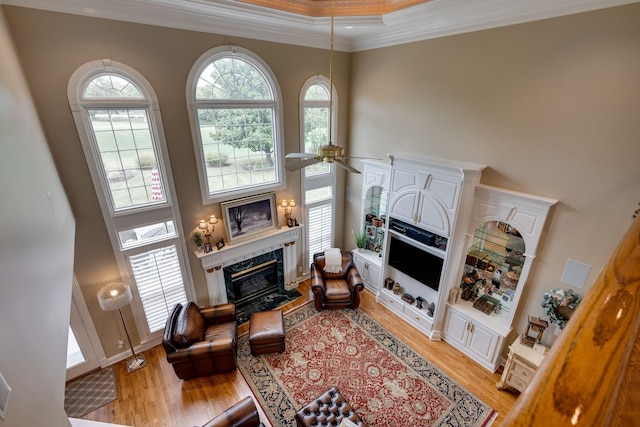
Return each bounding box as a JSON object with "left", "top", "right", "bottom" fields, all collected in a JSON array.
[{"left": 70, "top": 418, "right": 131, "bottom": 427}]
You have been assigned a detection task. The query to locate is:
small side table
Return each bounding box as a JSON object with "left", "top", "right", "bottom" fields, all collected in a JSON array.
[{"left": 496, "top": 338, "right": 548, "bottom": 393}]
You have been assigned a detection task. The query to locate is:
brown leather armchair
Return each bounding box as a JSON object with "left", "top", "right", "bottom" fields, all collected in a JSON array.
[
  {"left": 310, "top": 251, "right": 365, "bottom": 311},
  {"left": 200, "top": 396, "right": 264, "bottom": 427},
  {"left": 162, "top": 301, "right": 237, "bottom": 380}
]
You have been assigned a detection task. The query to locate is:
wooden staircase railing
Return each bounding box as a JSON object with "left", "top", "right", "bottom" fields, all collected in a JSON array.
[{"left": 502, "top": 215, "right": 640, "bottom": 426}]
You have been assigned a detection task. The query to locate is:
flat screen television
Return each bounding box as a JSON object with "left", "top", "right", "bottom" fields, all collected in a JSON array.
[{"left": 388, "top": 235, "right": 444, "bottom": 291}]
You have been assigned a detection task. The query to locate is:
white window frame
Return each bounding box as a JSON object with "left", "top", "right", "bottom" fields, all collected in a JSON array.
[
  {"left": 299, "top": 75, "right": 337, "bottom": 272},
  {"left": 186, "top": 45, "right": 285, "bottom": 204},
  {"left": 68, "top": 59, "right": 195, "bottom": 343}
]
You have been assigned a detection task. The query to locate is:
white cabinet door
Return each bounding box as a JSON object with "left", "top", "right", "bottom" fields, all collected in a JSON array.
[
  {"left": 367, "top": 261, "right": 380, "bottom": 292},
  {"left": 353, "top": 252, "right": 365, "bottom": 278},
  {"left": 443, "top": 306, "right": 503, "bottom": 371},
  {"left": 467, "top": 321, "right": 498, "bottom": 361},
  {"left": 444, "top": 306, "right": 469, "bottom": 346},
  {"left": 352, "top": 250, "right": 382, "bottom": 292},
  {"left": 389, "top": 190, "right": 419, "bottom": 224},
  {"left": 416, "top": 192, "right": 450, "bottom": 236}
]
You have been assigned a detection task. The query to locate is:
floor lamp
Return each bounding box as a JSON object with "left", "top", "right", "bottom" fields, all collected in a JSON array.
[{"left": 97, "top": 281, "right": 146, "bottom": 373}]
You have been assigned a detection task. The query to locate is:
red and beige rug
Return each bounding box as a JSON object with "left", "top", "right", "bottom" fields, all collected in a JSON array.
[{"left": 237, "top": 304, "right": 497, "bottom": 426}]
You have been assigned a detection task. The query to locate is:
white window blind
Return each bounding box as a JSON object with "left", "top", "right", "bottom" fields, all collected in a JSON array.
[
  {"left": 307, "top": 203, "right": 333, "bottom": 267},
  {"left": 129, "top": 245, "right": 187, "bottom": 333}
]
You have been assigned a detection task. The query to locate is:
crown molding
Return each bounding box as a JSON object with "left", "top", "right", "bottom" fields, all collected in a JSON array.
[
  {"left": 2, "top": 0, "right": 638, "bottom": 52},
  {"left": 352, "top": 0, "right": 640, "bottom": 51}
]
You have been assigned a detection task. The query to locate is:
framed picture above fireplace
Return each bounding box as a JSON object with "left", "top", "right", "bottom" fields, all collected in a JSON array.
[{"left": 221, "top": 192, "right": 278, "bottom": 243}]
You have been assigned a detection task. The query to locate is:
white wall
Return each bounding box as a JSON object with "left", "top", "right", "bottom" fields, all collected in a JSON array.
[
  {"left": 346, "top": 4, "right": 640, "bottom": 347},
  {"left": 0, "top": 9, "right": 75, "bottom": 427}
]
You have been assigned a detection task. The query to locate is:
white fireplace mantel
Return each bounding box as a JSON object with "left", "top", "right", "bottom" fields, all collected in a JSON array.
[{"left": 195, "top": 226, "right": 302, "bottom": 305}]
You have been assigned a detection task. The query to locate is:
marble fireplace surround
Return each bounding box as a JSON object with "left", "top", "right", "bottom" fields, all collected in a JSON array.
[{"left": 195, "top": 226, "right": 301, "bottom": 306}]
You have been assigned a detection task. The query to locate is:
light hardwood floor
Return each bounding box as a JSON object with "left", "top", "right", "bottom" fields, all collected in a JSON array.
[{"left": 81, "top": 282, "right": 518, "bottom": 426}]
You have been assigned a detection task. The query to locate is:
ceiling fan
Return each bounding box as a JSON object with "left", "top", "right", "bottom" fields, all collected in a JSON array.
[
  {"left": 285, "top": 144, "right": 367, "bottom": 174},
  {"left": 284, "top": 0, "right": 375, "bottom": 175}
]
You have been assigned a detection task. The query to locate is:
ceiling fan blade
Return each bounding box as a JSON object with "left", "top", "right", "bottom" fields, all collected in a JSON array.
[
  {"left": 346, "top": 156, "right": 383, "bottom": 160},
  {"left": 335, "top": 158, "right": 361, "bottom": 174},
  {"left": 285, "top": 152, "right": 317, "bottom": 159},
  {"left": 285, "top": 157, "right": 322, "bottom": 171}
]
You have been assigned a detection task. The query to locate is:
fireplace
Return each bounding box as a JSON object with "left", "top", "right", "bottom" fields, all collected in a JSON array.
[
  {"left": 195, "top": 226, "right": 301, "bottom": 308},
  {"left": 223, "top": 249, "right": 284, "bottom": 305}
]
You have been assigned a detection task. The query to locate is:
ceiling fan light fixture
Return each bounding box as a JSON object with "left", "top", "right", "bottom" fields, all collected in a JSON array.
[{"left": 318, "top": 143, "right": 344, "bottom": 160}]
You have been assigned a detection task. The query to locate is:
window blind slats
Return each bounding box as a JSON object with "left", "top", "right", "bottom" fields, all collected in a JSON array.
[
  {"left": 307, "top": 203, "right": 333, "bottom": 266},
  {"left": 129, "top": 245, "right": 187, "bottom": 333}
]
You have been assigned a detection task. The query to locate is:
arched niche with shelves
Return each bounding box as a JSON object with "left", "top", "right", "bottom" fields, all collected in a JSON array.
[{"left": 443, "top": 184, "right": 557, "bottom": 371}]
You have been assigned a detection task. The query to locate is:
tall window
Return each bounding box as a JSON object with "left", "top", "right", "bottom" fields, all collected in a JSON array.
[
  {"left": 187, "top": 46, "right": 284, "bottom": 202},
  {"left": 300, "top": 76, "right": 337, "bottom": 270},
  {"left": 68, "top": 59, "right": 193, "bottom": 340}
]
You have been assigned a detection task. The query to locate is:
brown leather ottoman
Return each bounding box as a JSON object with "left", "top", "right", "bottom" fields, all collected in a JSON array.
[
  {"left": 248, "top": 309, "right": 285, "bottom": 356},
  {"left": 295, "top": 387, "right": 367, "bottom": 427}
]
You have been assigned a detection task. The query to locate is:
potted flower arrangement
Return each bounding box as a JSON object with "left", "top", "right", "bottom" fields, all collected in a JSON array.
[{"left": 541, "top": 288, "right": 582, "bottom": 330}]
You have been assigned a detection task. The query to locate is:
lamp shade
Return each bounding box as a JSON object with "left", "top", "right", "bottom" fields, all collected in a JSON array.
[{"left": 97, "top": 281, "right": 133, "bottom": 311}]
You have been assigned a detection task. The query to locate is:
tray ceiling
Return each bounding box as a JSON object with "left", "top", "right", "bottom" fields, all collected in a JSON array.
[{"left": 2, "top": 0, "right": 637, "bottom": 51}]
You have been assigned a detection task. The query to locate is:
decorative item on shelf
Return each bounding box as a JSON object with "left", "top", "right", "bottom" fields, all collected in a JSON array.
[
  {"left": 473, "top": 294, "right": 501, "bottom": 314},
  {"left": 449, "top": 288, "right": 461, "bottom": 304},
  {"left": 281, "top": 199, "right": 296, "bottom": 227},
  {"left": 415, "top": 296, "right": 425, "bottom": 309},
  {"left": 427, "top": 302, "right": 435, "bottom": 317},
  {"left": 385, "top": 278, "right": 394, "bottom": 290},
  {"left": 353, "top": 229, "right": 367, "bottom": 252},
  {"left": 97, "top": 281, "right": 146, "bottom": 373},
  {"left": 193, "top": 231, "right": 203, "bottom": 251},
  {"left": 541, "top": 288, "right": 582, "bottom": 330},
  {"left": 365, "top": 213, "right": 375, "bottom": 223},
  {"left": 365, "top": 225, "right": 376, "bottom": 239},
  {"left": 216, "top": 238, "right": 225, "bottom": 250},
  {"left": 401, "top": 293, "right": 414, "bottom": 304},
  {"left": 461, "top": 286, "right": 474, "bottom": 301},
  {"left": 392, "top": 282, "right": 401, "bottom": 295},
  {"left": 371, "top": 217, "right": 384, "bottom": 228},
  {"left": 199, "top": 214, "right": 218, "bottom": 242},
  {"left": 521, "top": 315, "right": 549, "bottom": 347},
  {"left": 203, "top": 241, "right": 213, "bottom": 253}
]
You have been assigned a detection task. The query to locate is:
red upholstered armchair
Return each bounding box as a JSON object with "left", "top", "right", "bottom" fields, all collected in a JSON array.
[
  {"left": 310, "top": 251, "right": 365, "bottom": 311},
  {"left": 162, "top": 302, "right": 237, "bottom": 380}
]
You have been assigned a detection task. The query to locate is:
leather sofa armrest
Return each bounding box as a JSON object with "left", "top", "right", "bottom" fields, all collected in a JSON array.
[
  {"left": 201, "top": 396, "right": 263, "bottom": 427},
  {"left": 347, "top": 267, "right": 364, "bottom": 291},
  {"left": 201, "top": 303, "right": 236, "bottom": 325},
  {"left": 162, "top": 303, "right": 183, "bottom": 354},
  {"left": 310, "top": 263, "right": 326, "bottom": 294}
]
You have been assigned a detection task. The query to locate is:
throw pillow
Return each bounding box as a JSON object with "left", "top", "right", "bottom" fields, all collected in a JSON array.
[{"left": 173, "top": 301, "right": 205, "bottom": 348}]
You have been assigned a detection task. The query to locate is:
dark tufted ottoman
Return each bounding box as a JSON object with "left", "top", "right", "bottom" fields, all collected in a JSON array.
[{"left": 295, "top": 386, "right": 367, "bottom": 427}]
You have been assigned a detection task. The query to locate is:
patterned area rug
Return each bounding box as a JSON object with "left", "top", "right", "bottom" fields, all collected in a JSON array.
[
  {"left": 64, "top": 367, "right": 117, "bottom": 418},
  {"left": 236, "top": 288, "right": 301, "bottom": 324},
  {"left": 238, "top": 304, "right": 497, "bottom": 426}
]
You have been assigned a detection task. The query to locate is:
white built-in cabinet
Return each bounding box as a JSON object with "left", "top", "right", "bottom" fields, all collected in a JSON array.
[
  {"left": 352, "top": 249, "right": 382, "bottom": 293},
  {"left": 355, "top": 154, "right": 557, "bottom": 372},
  {"left": 378, "top": 153, "right": 485, "bottom": 340},
  {"left": 353, "top": 160, "right": 391, "bottom": 293},
  {"left": 442, "top": 185, "right": 557, "bottom": 371},
  {"left": 444, "top": 308, "right": 501, "bottom": 366}
]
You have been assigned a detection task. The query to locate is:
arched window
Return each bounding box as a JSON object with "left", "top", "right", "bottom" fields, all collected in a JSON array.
[
  {"left": 299, "top": 76, "right": 337, "bottom": 270},
  {"left": 187, "top": 46, "right": 284, "bottom": 202},
  {"left": 68, "top": 59, "right": 193, "bottom": 341}
]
